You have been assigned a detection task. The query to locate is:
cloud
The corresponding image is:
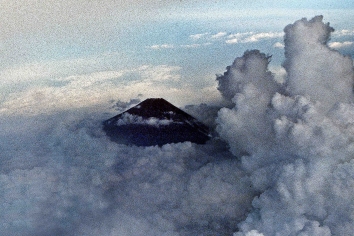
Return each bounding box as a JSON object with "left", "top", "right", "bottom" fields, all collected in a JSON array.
[
  {"left": 149, "top": 30, "right": 283, "bottom": 51},
  {"left": 0, "top": 109, "right": 255, "bottom": 235},
  {"left": 3, "top": 14, "right": 354, "bottom": 236},
  {"left": 113, "top": 113, "right": 175, "bottom": 127},
  {"left": 184, "top": 103, "right": 222, "bottom": 129},
  {"left": 110, "top": 97, "right": 142, "bottom": 113},
  {"left": 225, "top": 38, "right": 239, "bottom": 44},
  {"left": 189, "top": 31, "right": 283, "bottom": 45},
  {"left": 211, "top": 32, "right": 228, "bottom": 39},
  {"left": 0, "top": 45, "right": 224, "bottom": 116},
  {"left": 0, "top": 64, "right": 196, "bottom": 116},
  {"left": 225, "top": 31, "right": 283, "bottom": 44},
  {"left": 273, "top": 42, "right": 285, "bottom": 48},
  {"left": 217, "top": 50, "right": 277, "bottom": 102},
  {"left": 269, "top": 66, "right": 287, "bottom": 84},
  {"left": 0, "top": 63, "right": 51, "bottom": 84},
  {"left": 283, "top": 15, "right": 354, "bottom": 112},
  {"left": 328, "top": 41, "right": 354, "bottom": 49},
  {"left": 332, "top": 29, "right": 354, "bottom": 37},
  {"left": 189, "top": 33, "right": 209, "bottom": 40},
  {"left": 181, "top": 43, "right": 212, "bottom": 48},
  {"left": 149, "top": 44, "right": 175, "bottom": 50},
  {"left": 181, "top": 44, "right": 202, "bottom": 48},
  {"left": 216, "top": 50, "right": 279, "bottom": 155},
  {"left": 138, "top": 65, "right": 181, "bottom": 82},
  {"left": 0, "top": 57, "right": 105, "bottom": 86},
  {"left": 242, "top": 32, "right": 284, "bottom": 43},
  {"left": 149, "top": 43, "right": 212, "bottom": 50},
  {"left": 217, "top": 16, "right": 354, "bottom": 236}
]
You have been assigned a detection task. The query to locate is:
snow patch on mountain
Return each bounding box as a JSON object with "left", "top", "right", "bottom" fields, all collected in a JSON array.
[{"left": 114, "top": 113, "right": 176, "bottom": 127}]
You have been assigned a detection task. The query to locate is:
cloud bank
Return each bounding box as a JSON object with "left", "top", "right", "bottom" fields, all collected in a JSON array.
[
  {"left": 0, "top": 111, "right": 254, "bottom": 235},
  {"left": 0, "top": 64, "right": 211, "bottom": 116},
  {"left": 1, "top": 15, "right": 354, "bottom": 236}
]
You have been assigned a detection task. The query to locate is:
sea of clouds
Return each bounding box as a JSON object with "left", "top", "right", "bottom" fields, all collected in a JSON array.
[{"left": 1, "top": 15, "right": 354, "bottom": 235}]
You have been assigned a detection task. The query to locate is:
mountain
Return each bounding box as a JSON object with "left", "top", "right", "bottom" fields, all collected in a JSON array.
[{"left": 103, "top": 98, "right": 211, "bottom": 146}]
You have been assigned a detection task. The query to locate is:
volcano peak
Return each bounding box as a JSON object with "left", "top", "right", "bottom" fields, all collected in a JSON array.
[{"left": 103, "top": 98, "right": 210, "bottom": 146}]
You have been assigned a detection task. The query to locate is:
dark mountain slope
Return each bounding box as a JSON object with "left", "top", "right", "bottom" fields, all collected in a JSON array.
[{"left": 103, "top": 98, "right": 211, "bottom": 146}]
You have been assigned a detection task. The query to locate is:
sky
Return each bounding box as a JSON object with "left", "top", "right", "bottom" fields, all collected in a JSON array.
[
  {"left": 1, "top": 0, "right": 354, "bottom": 115},
  {"left": 2, "top": 1, "right": 354, "bottom": 236}
]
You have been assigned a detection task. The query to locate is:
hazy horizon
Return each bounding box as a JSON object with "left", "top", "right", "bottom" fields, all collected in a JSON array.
[{"left": 1, "top": 1, "right": 354, "bottom": 115}]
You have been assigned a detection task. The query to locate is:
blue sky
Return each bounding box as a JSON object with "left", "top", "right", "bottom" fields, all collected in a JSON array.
[{"left": 1, "top": 0, "right": 354, "bottom": 115}]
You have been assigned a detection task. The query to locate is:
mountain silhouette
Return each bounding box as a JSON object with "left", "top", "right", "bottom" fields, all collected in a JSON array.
[{"left": 103, "top": 98, "right": 211, "bottom": 146}]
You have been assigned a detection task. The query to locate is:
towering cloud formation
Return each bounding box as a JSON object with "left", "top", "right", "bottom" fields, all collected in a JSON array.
[
  {"left": 217, "top": 16, "right": 354, "bottom": 235},
  {"left": 217, "top": 50, "right": 278, "bottom": 102},
  {"left": 283, "top": 16, "right": 354, "bottom": 112},
  {"left": 216, "top": 50, "right": 279, "bottom": 156}
]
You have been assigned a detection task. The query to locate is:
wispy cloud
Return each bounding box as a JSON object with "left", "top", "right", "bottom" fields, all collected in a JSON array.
[
  {"left": 181, "top": 44, "right": 202, "bottom": 48},
  {"left": 189, "top": 33, "right": 209, "bottom": 40},
  {"left": 225, "top": 38, "right": 238, "bottom": 44},
  {"left": 332, "top": 29, "right": 354, "bottom": 37},
  {"left": 188, "top": 31, "right": 284, "bottom": 45},
  {"left": 211, "top": 32, "right": 227, "bottom": 39},
  {"left": 225, "top": 32, "right": 250, "bottom": 44},
  {"left": 181, "top": 43, "right": 212, "bottom": 48},
  {"left": 148, "top": 43, "right": 212, "bottom": 50},
  {"left": 226, "top": 31, "right": 284, "bottom": 44},
  {"left": 138, "top": 65, "right": 181, "bottom": 82},
  {"left": 328, "top": 41, "right": 353, "bottom": 49},
  {"left": 150, "top": 30, "right": 285, "bottom": 52},
  {"left": 243, "top": 32, "right": 284, "bottom": 43},
  {"left": 149, "top": 44, "right": 175, "bottom": 50},
  {"left": 0, "top": 57, "right": 105, "bottom": 87}
]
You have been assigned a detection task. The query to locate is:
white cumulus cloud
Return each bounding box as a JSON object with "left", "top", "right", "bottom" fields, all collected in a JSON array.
[{"left": 217, "top": 15, "right": 354, "bottom": 236}]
